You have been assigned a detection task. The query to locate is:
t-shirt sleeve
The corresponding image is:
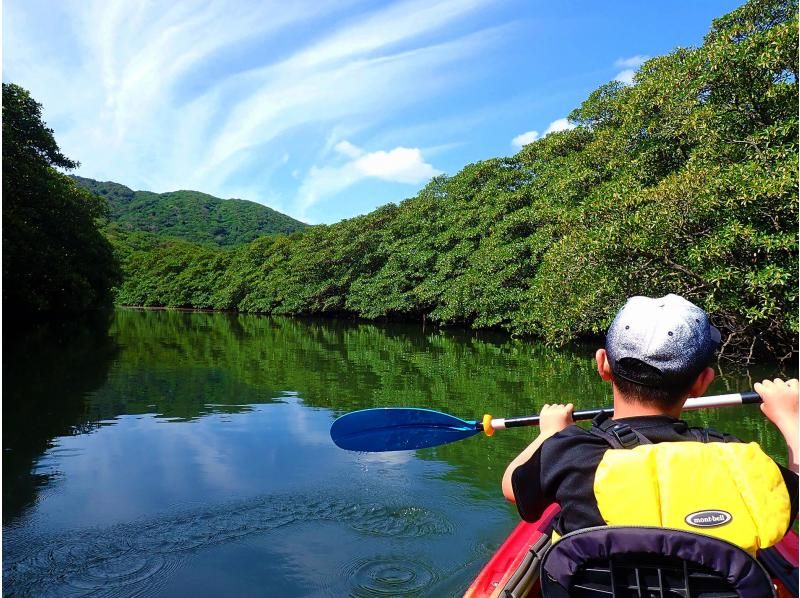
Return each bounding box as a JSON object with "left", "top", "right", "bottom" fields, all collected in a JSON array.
[
  {"left": 510, "top": 443, "right": 552, "bottom": 522},
  {"left": 510, "top": 427, "right": 616, "bottom": 530}
]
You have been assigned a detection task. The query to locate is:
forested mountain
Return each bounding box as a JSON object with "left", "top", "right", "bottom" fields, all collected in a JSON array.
[
  {"left": 73, "top": 176, "right": 306, "bottom": 246},
  {"left": 112, "top": 0, "right": 797, "bottom": 363},
  {"left": 3, "top": 84, "right": 119, "bottom": 316}
]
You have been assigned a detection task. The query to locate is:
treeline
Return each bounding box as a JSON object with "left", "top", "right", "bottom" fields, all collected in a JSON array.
[
  {"left": 114, "top": 0, "right": 798, "bottom": 362},
  {"left": 2, "top": 84, "right": 120, "bottom": 316}
]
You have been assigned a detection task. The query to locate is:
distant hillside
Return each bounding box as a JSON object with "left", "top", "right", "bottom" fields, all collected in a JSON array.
[{"left": 73, "top": 176, "right": 306, "bottom": 246}]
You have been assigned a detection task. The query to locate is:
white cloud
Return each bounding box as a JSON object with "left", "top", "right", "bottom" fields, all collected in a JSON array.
[
  {"left": 614, "top": 69, "right": 636, "bottom": 85},
  {"left": 614, "top": 55, "right": 649, "bottom": 85},
  {"left": 614, "top": 55, "right": 649, "bottom": 69},
  {"left": 512, "top": 130, "right": 539, "bottom": 148},
  {"left": 297, "top": 141, "right": 441, "bottom": 217},
  {"left": 512, "top": 117, "right": 575, "bottom": 148},
  {"left": 355, "top": 146, "right": 440, "bottom": 183},
  {"left": 543, "top": 117, "right": 575, "bottom": 135}
]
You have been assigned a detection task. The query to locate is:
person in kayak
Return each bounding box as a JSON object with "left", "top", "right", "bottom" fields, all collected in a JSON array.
[{"left": 501, "top": 294, "right": 798, "bottom": 551}]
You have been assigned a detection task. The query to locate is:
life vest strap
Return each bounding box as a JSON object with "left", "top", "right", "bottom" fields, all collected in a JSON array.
[
  {"left": 589, "top": 411, "right": 652, "bottom": 449},
  {"left": 688, "top": 426, "right": 733, "bottom": 443},
  {"left": 590, "top": 410, "right": 734, "bottom": 448}
]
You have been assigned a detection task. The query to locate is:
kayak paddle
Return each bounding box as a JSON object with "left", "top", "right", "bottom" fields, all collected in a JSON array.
[{"left": 330, "top": 391, "right": 762, "bottom": 452}]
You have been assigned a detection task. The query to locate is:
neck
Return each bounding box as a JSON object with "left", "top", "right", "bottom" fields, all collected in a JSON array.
[{"left": 611, "top": 388, "right": 686, "bottom": 419}]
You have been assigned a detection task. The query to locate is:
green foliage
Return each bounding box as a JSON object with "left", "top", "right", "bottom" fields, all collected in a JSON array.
[
  {"left": 74, "top": 176, "right": 306, "bottom": 246},
  {"left": 519, "top": 0, "right": 799, "bottom": 360},
  {"left": 112, "top": 0, "right": 798, "bottom": 363},
  {"left": 2, "top": 83, "right": 120, "bottom": 315},
  {"left": 114, "top": 240, "right": 232, "bottom": 309}
]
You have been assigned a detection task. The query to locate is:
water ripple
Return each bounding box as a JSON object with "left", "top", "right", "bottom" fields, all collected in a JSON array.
[
  {"left": 350, "top": 505, "right": 454, "bottom": 538},
  {"left": 4, "top": 494, "right": 453, "bottom": 597},
  {"left": 343, "top": 555, "right": 437, "bottom": 597},
  {"left": 63, "top": 553, "right": 169, "bottom": 591}
]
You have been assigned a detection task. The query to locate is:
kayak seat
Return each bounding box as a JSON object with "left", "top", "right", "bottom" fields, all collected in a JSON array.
[{"left": 539, "top": 526, "right": 776, "bottom": 598}]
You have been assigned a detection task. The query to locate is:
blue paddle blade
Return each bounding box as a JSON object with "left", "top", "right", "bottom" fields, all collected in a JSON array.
[{"left": 330, "top": 408, "right": 481, "bottom": 452}]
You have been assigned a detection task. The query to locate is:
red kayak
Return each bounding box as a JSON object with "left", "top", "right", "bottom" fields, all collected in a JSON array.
[
  {"left": 464, "top": 505, "right": 799, "bottom": 598},
  {"left": 464, "top": 505, "right": 559, "bottom": 598}
]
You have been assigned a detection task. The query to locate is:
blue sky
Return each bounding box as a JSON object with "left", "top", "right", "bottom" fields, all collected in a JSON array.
[{"left": 4, "top": 0, "right": 740, "bottom": 224}]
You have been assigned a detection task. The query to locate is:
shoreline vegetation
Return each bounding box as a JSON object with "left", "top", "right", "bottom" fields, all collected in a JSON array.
[{"left": 3, "top": 0, "right": 798, "bottom": 365}]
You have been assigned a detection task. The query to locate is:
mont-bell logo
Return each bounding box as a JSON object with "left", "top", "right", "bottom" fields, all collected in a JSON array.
[{"left": 685, "top": 510, "right": 733, "bottom": 528}]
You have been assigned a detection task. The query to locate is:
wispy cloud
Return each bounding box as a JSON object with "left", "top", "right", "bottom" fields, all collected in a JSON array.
[
  {"left": 196, "top": 25, "right": 507, "bottom": 192},
  {"left": 614, "top": 54, "right": 649, "bottom": 85},
  {"left": 334, "top": 141, "right": 364, "bottom": 159},
  {"left": 3, "top": 0, "right": 505, "bottom": 222}
]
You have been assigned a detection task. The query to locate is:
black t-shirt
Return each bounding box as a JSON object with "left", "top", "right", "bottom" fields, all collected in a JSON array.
[{"left": 511, "top": 415, "right": 799, "bottom": 537}]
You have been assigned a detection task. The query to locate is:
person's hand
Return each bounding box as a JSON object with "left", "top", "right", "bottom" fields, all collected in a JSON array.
[
  {"left": 755, "top": 378, "right": 799, "bottom": 474},
  {"left": 755, "top": 378, "right": 798, "bottom": 434},
  {"left": 539, "top": 403, "right": 574, "bottom": 437}
]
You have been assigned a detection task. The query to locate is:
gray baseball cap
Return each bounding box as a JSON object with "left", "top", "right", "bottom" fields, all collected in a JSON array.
[{"left": 605, "top": 294, "right": 721, "bottom": 389}]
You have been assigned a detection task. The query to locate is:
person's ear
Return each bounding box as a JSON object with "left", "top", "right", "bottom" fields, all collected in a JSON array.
[
  {"left": 596, "top": 349, "right": 613, "bottom": 381},
  {"left": 688, "top": 367, "right": 715, "bottom": 398}
]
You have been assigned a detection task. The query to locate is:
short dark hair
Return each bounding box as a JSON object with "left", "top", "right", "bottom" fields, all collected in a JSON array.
[{"left": 611, "top": 373, "right": 694, "bottom": 408}]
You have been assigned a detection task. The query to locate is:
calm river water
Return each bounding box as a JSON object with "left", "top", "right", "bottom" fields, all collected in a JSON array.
[{"left": 3, "top": 309, "right": 794, "bottom": 597}]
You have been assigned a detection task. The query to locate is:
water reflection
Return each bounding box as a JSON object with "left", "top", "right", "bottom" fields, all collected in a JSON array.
[
  {"left": 3, "top": 308, "right": 795, "bottom": 597},
  {"left": 5, "top": 309, "right": 794, "bottom": 521},
  {"left": 3, "top": 313, "right": 118, "bottom": 523}
]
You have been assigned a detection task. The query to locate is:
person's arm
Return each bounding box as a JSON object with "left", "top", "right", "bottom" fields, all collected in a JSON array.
[
  {"left": 502, "top": 403, "right": 574, "bottom": 502},
  {"left": 755, "top": 378, "right": 799, "bottom": 473}
]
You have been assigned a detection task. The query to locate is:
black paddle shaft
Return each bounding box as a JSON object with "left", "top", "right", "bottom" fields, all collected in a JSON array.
[{"left": 499, "top": 391, "right": 762, "bottom": 429}]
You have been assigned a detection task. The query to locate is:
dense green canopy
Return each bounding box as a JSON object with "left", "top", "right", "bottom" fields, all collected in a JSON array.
[
  {"left": 3, "top": 84, "right": 120, "bottom": 316},
  {"left": 74, "top": 176, "right": 307, "bottom": 246},
  {"left": 99, "top": 0, "right": 800, "bottom": 362}
]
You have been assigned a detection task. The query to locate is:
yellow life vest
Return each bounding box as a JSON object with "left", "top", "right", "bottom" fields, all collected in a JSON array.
[{"left": 593, "top": 441, "right": 791, "bottom": 555}]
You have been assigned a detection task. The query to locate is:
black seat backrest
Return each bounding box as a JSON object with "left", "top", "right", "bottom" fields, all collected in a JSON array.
[{"left": 540, "top": 526, "right": 776, "bottom": 598}]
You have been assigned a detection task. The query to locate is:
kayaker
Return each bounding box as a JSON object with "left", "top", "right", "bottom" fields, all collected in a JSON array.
[{"left": 501, "top": 294, "right": 798, "bottom": 549}]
